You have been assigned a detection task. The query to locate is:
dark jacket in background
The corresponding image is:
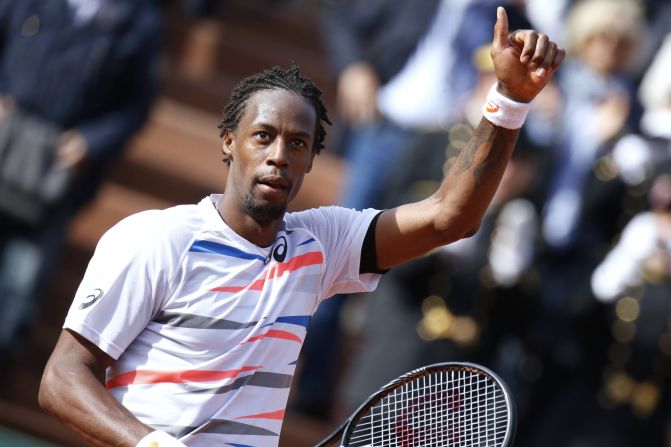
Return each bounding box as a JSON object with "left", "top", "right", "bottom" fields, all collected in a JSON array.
[
  {"left": 321, "top": 0, "right": 440, "bottom": 84},
  {"left": 0, "top": 0, "right": 162, "bottom": 208}
]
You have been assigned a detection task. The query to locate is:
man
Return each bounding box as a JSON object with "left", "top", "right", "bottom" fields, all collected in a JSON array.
[{"left": 39, "top": 8, "right": 564, "bottom": 447}]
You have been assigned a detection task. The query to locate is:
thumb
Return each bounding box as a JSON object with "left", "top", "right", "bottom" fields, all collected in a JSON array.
[{"left": 492, "top": 6, "right": 509, "bottom": 50}]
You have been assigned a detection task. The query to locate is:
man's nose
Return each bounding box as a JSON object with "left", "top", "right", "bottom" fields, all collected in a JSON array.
[{"left": 266, "top": 139, "right": 289, "bottom": 167}]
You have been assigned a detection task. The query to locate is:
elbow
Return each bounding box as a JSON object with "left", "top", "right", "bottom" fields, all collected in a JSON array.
[
  {"left": 38, "top": 367, "right": 53, "bottom": 412},
  {"left": 433, "top": 211, "right": 483, "bottom": 245},
  {"left": 429, "top": 195, "right": 484, "bottom": 245},
  {"left": 427, "top": 194, "right": 484, "bottom": 246},
  {"left": 39, "top": 361, "right": 61, "bottom": 415},
  {"left": 461, "top": 220, "right": 482, "bottom": 238}
]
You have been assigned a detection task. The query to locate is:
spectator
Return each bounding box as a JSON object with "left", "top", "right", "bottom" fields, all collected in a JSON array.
[
  {"left": 589, "top": 172, "right": 671, "bottom": 446},
  {"left": 0, "top": 0, "right": 161, "bottom": 372},
  {"left": 541, "top": 0, "right": 648, "bottom": 253}
]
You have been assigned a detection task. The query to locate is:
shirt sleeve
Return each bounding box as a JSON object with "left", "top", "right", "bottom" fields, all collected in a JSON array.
[
  {"left": 63, "top": 210, "right": 177, "bottom": 359},
  {"left": 286, "top": 206, "right": 383, "bottom": 301}
]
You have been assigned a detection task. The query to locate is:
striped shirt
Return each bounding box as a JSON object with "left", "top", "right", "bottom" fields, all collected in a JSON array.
[{"left": 64, "top": 195, "right": 382, "bottom": 446}]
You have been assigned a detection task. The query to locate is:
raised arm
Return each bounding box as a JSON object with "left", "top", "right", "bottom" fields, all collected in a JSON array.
[
  {"left": 39, "top": 330, "right": 158, "bottom": 447},
  {"left": 374, "top": 7, "right": 565, "bottom": 270}
]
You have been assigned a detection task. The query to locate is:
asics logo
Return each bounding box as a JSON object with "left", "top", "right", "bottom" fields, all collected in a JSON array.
[
  {"left": 264, "top": 235, "right": 289, "bottom": 264},
  {"left": 272, "top": 236, "right": 288, "bottom": 262},
  {"left": 79, "top": 288, "right": 104, "bottom": 309}
]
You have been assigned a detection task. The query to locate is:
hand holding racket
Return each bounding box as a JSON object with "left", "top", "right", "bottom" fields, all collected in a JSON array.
[{"left": 316, "top": 362, "right": 516, "bottom": 447}]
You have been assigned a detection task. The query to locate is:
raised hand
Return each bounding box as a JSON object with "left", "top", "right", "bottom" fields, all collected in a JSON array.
[{"left": 490, "top": 7, "right": 565, "bottom": 103}]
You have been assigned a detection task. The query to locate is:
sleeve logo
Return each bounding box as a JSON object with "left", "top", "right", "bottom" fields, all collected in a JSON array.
[{"left": 79, "top": 288, "right": 104, "bottom": 309}]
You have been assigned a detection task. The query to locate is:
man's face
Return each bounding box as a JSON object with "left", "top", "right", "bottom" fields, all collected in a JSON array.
[
  {"left": 222, "top": 88, "right": 317, "bottom": 224},
  {"left": 581, "top": 31, "right": 634, "bottom": 75}
]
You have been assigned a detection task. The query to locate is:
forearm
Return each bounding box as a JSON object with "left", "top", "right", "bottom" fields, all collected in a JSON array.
[
  {"left": 375, "top": 118, "right": 519, "bottom": 270},
  {"left": 41, "top": 365, "right": 150, "bottom": 446},
  {"left": 40, "top": 362, "right": 151, "bottom": 446},
  {"left": 432, "top": 117, "right": 520, "bottom": 239}
]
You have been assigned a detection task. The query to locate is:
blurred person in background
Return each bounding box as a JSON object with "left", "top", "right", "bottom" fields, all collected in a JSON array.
[
  {"left": 641, "top": 0, "right": 671, "bottom": 60},
  {"left": 0, "top": 0, "right": 161, "bottom": 373},
  {"left": 588, "top": 171, "right": 671, "bottom": 446},
  {"left": 592, "top": 172, "right": 671, "bottom": 303},
  {"left": 293, "top": 0, "right": 533, "bottom": 419},
  {"left": 587, "top": 32, "right": 671, "bottom": 446},
  {"left": 520, "top": 1, "right": 659, "bottom": 445},
  {"left": 637, "top": 32, "right": 671, "bottom": 149},
  {"left": 541, "top": 0, "right": 647, "bottom": 255},
  {"left": 604, "top": 30, "right": 671, "bottom": 207}
]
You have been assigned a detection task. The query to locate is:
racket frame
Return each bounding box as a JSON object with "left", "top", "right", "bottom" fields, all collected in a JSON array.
[{"left": 315, "top": 361, "right": 516, "bottom": 447}]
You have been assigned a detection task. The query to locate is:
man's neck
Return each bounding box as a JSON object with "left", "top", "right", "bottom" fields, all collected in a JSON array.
[{"left": 215, "top": 197, "right": 284, "bottom": 247}]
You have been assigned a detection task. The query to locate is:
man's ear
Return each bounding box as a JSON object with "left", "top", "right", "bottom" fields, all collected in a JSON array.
[{"left": 222, "top": 129, "right": 234, "bottom": 164}]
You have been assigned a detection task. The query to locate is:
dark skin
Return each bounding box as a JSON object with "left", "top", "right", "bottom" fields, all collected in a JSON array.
[
  {"left": 218, "top": 88, "right": 317, "bottom": 247},
  {"left": 39, "top": 8, "right": 565, "bottom": 446}
]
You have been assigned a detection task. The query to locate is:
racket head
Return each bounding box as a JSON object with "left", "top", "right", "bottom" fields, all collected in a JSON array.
[{"left": 339, "top": 362, "right": 516, "bottom": 447}]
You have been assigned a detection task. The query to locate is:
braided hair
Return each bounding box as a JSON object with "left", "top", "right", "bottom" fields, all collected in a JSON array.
[{"left": 218, "top": 64, "right": 331, "bottom": 162}]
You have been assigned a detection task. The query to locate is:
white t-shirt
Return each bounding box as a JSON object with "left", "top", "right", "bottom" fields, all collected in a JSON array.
[{"left": 64, "top": 195, "right": 382, "bottom": 446}]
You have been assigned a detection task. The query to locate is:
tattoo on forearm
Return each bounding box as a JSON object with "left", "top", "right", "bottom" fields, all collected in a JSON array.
[
  {"left": 456, "top": 124, "right": 517, "bottom": 188},
  {"left": 473, "top": 134, "right": 509, "bottom": 187},
  {"left": 457, "top": 127, "right": 494, "bottom": 173}
]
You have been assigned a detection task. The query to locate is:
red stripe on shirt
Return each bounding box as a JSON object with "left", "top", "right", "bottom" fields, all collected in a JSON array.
[
  {"left": 106, "top": 365, "right": 260, "bottom": 389},
  {"left": 246, "top": 329, "right": 302, "bottom": 344},
  {"left": 273, "top": 251, "right": 323, "bottom": 278},
  {"left": 211, "top": 278, "right": 265, "bottom": 293},
  {"left": 236, "top": 409, "right": 285, "bottom": 420},
  {"left": 210, "top": 251, "right": 323, "bottom": 293}
]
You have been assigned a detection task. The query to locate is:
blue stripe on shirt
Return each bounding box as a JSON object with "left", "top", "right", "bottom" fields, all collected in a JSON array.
[{"left": 189, "top": 240, "right": 266, "bottom": 262}]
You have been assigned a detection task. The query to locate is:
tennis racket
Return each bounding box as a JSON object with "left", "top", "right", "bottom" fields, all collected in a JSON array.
[{"left": 315, "top": 362, "right": 516, "bottom": 447}]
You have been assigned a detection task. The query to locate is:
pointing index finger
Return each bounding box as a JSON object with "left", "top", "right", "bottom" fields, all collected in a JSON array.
[{"left": 492, "top": 6, "right": 509, "bottom": 50}]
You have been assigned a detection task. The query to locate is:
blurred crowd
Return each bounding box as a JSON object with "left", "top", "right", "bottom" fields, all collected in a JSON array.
[
  {"left": 0, "top": 0, "right": 162, "bottom": 373},
  {"left": 0, "top": 0, "right": 670, "bottom": 446},
  {"left": 292, "top": 1, "right": 671, "bottom": 446}
]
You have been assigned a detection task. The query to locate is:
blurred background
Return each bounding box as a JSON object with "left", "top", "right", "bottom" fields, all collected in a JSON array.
[{"left": 0, "top": 0, "right": 670, "bottom": 445}]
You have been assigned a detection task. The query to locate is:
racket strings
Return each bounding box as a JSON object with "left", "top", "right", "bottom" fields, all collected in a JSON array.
[{"left": 346, "top": 369, "right": 509, "bottom": 446}]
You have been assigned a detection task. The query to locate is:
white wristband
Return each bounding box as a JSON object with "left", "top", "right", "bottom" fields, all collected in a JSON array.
[
  {"left": 482, "top": 83, "right": 531, "bottom": 129},
  {"left": 136, "top": 430, "right": 186, "bottom": 447}
]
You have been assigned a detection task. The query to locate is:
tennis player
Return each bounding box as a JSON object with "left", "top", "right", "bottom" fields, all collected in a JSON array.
[{"left": 39, "top": 8, "right": 564, "bottom": 447}]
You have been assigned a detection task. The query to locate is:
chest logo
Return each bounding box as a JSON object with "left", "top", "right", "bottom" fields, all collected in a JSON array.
[{"left": 272, "top": 236, "right": 288, "bottom": 262}]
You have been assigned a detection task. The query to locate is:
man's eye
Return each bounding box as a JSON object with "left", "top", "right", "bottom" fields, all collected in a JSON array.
[
  {"left": 292, "top": 139, "right": 307, "bottom": 149},
  {"left": 255, "top": 131, "right": 270, "bottom": 140}
]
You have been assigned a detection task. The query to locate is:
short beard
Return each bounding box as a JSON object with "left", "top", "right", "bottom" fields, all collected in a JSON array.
[{"left": 241, "top": 192, "right": 286, "bottom": 225}]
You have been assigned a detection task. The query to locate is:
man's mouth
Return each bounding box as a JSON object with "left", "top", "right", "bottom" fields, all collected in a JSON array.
[{"left": 256, "top": 175, "right": 289, "bottom": 192}]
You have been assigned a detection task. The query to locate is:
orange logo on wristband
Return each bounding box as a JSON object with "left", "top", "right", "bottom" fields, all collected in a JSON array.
[{"left": 485, "top": 100, "right": 500, "bottom": 113}]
